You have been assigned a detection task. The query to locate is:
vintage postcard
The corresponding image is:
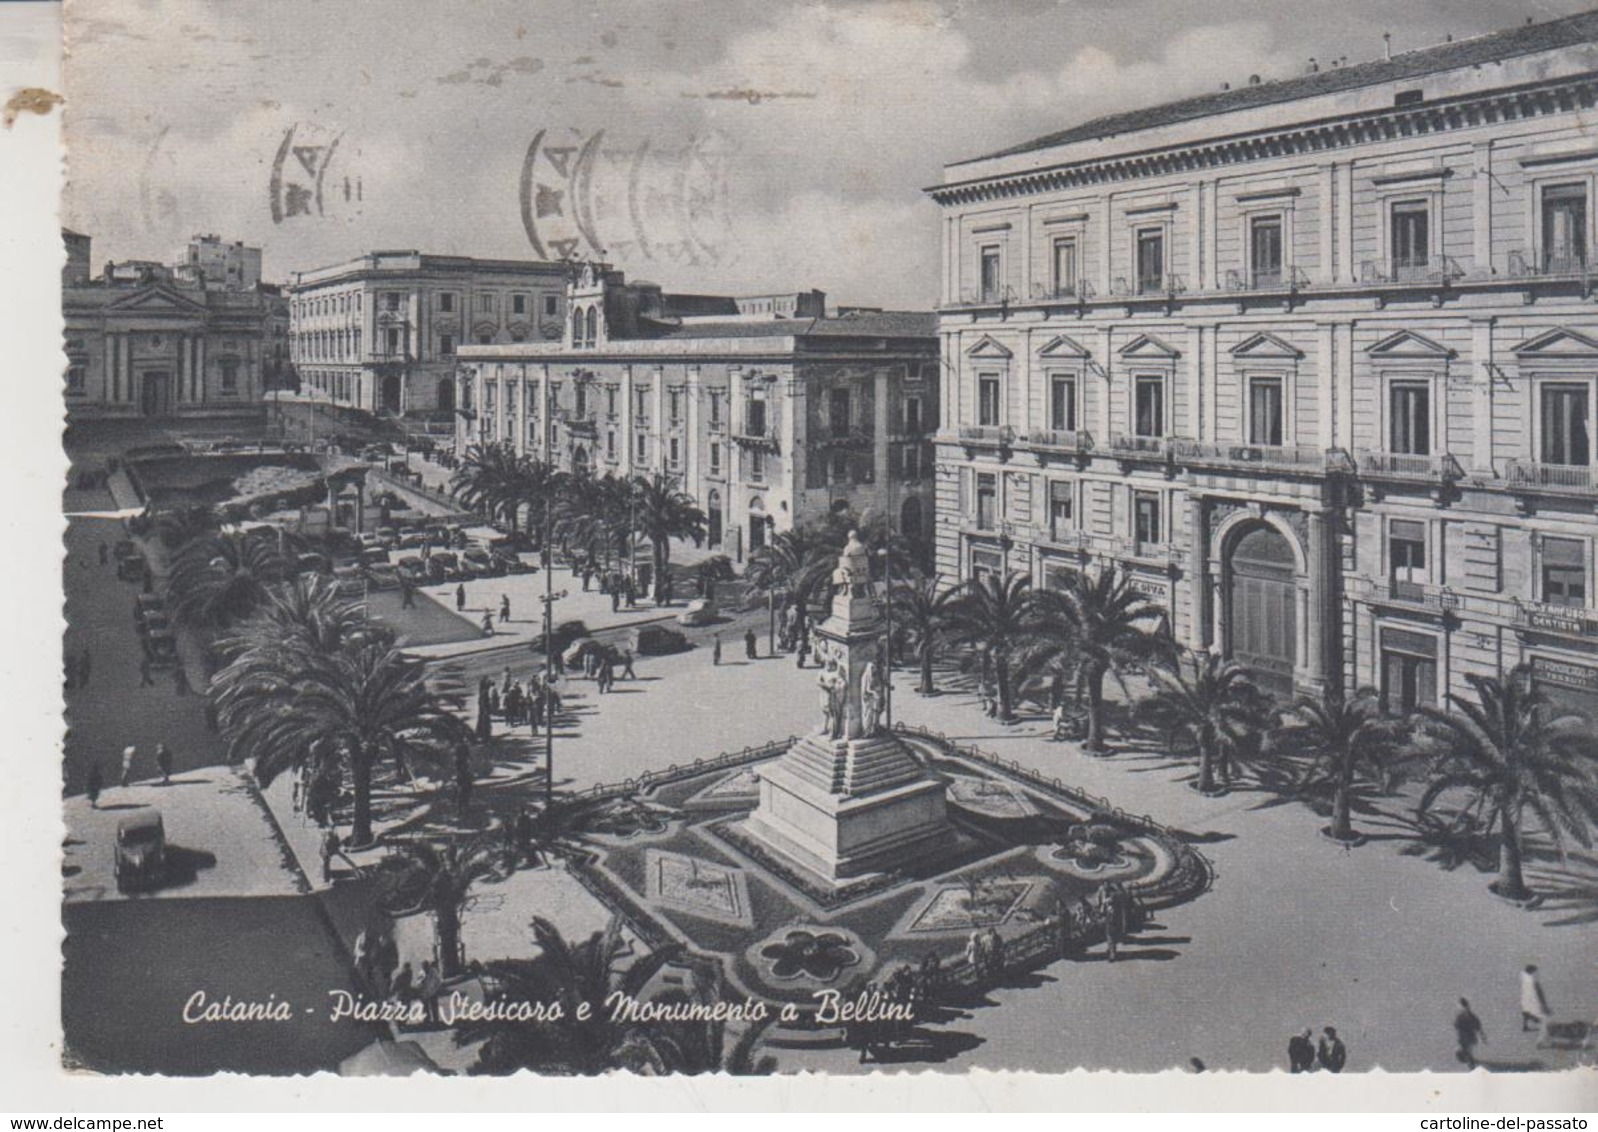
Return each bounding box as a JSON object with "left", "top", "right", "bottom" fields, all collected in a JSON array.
[{"left": 35, "top": 0, "right": 1598, "bottom": 1098}]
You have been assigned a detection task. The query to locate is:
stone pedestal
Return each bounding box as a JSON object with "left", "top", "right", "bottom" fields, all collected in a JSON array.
[{"left": 740, "top": 531, "right": 954, "bottom": 885}]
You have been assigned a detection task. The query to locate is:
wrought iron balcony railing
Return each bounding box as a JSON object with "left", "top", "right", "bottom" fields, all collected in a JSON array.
[
  {"left": 1349, "top": 575, "right": 1461, "bottom": 613},
  {"left": 1113, "top": 274, "right": 1187, "bottom": 298},
  {"left": 957, "top": 424, "right": 1015, "bottom": 447},
  {"left": 1027, "top": 428, "right": 1094, "bottom": 454},
  {"left": 1506, "top": 248, "right": 1595, "bottom": 278},
  {"left": 1109, "top": 434, "right": 1174, "bottom": 463},
  {"left": 1505, "top": 459, "right": 1598, "bottom": 495},
  {"left": 1358, "top": 257, "right": 1468, "bottom": 286},
  {"left": 1353, "top": 450, "right": 1465, "bottom": 483},
  {"left": 1224, "top": 265, "right": 1312, "bottom": 292},
  {"left": 1171, "top": 439, "right": 1336, "bottom": 475},
  {"left": 1029, "top": 280, "right": 1096, "bottom": 302}
]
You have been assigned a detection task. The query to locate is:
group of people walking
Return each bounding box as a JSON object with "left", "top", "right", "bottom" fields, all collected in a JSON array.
[
  {"left": 82, "top": 742, "right": 174, "bottom": 807},
  {"left": 478, "top": 668, "right": 563, "bottom": 734}
]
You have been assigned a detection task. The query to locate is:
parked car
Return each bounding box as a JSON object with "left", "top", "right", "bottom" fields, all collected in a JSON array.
[
  {"left": 631, "top": 624, "right": 691, "bottom": 656},
  {"left": 134, "top": 594, "right": 165, "bottom": 623},
  {"left": 533, "top": 619, "right": 590, "bottom": 656},
  {"left": 462, "top": 548, "right": 503, "bottom": 578},
  {"left": 427, "top": 551, "right": 461, "bottom": 583},
  {"left": 374, "top": 527, "right": 399, "bottom": 549},
  {"left": 676, "top": 598, "right": 718, "bottom": 627},
  {"left": 396, "top": 555, "right": 426, "bottom": 583},
  {"left": 333, "top": 565, "right": 366, "bottom": 596},
  {"left": 397, "top": 528, "right": 429, "bottom": 550},
  {"left": 297, "top": 552, "right": 330, "bottom": 575},
  {"left": 143, "top": 628, "right": 178, "bottom": 664},
  {"left": 365, "top": 564, "right": 400, "bottom": 590},
  {"left": 114, "top": 810, "right": 166, "bottom": 893},
  {"left": 356, "top": 532, "right": 385, "bottom": 551},
  {"left": 495, "top": 550, "right": 536, "bottom": 575},
  {"left": 116, "top": 553, "right": 147, "bottom": 583},
  {"left": 360, "top": 547, "right": 390, "bottom": 568}
]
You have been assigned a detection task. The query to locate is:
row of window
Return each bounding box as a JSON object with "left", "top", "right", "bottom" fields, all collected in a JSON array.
[
  {"left": 972, "top": 180, "right": 1592, "bottom": 302},
  {"left": 432, "top": 291, "right": 560, "bottom": 318}
]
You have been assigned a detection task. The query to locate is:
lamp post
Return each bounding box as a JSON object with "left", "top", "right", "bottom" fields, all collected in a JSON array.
[
  {"left": 542, "top": 366, "right": 558, "bottom": 805},
  {"left": 877, "top": 546, "right": 894, "bottom": 731},
  {"left": 768, "top": 588, "right": 776, "bottom": 655}
]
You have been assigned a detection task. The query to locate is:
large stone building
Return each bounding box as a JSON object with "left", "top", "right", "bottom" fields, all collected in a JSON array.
[
  {"left": 62, "top": 231, "right": 286, "bottom": 420},
  {"left": 930, "top": 13, "right": 1598, "bottom": 722},
  {"left": 172, "top": 234, "right": 262, "bottom": 291},
  {"left": 456, "top": 264, "right": 939, "bottom": 562},
  {"left": 286, "top": 251, "right": 569, "bottom": 418}
]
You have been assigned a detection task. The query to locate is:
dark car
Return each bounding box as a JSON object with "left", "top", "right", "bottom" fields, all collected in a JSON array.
[
  {"left": 396, "top": 555, "right": 427, "bottom": 582},
  {"left": 427, "top": 551, "right": 461, "bottom": 583},
  {"left": 114, "top": 810, "right": 166, "bottom": 892},
  {"left": 495, "top": 550, "right": 535, "bottom": 575},
  {"left": 115, "top": 553, "right": 147, "bottom": 583},
  {"left": 297, "top": 552, "right": 331, "bottom": 575},
  {"left": 462, "top": 548, "right": 503, "bottom": 578},
  {"left": 631, "top": 625, "right": 691, "bottom": 656},
  {"left": 374, "top": 527, "right": 400, "bottom": 549},
  {"left": 397, "top": 528, "right": 429, "bottom": 550}
]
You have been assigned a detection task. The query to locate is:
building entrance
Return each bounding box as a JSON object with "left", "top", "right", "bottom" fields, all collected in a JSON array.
[
  {"left": 1226, "top": 524, "right": 1297, "bottom": 697},
  {"left": 140, "top": 372, "right": 171, "bottom": 417}
]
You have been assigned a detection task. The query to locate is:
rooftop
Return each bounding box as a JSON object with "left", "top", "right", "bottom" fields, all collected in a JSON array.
[{"left": 975, "top": 10, "right": 1598, "bottom": 163}]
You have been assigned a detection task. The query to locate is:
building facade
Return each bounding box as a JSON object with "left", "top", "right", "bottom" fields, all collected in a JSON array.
[
  {"left": 286, "top": 251, "right": 569, "bottom": 418},
  {"left": 62, "top": 231, "right": 284, "bottom": 419},
  {"left": 172, "top": 234, "right": 262, "bottom": 291},
  {"left": 930, "top": 13, "right": 1598, "bottom": 722},
  {"left": 456, "top": 265, "right": 939, "bottom": 562}
]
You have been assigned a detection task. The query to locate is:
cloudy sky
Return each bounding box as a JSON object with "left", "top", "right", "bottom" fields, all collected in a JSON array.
[{"left": 62, "top": 0, "right": 1594, "bottom": 308}]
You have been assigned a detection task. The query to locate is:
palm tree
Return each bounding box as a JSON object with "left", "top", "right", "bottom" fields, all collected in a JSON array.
[
  {"left": 890, "top": 575, "right": 961, "bottom": 694},
  {"left": 1139, "top": 654, "right": 1270, "bottom": 794},
  {"left": 746, "top": 525, "right": 835, "bottom": 630},
  {"left": 1414, "top": 665, "right": 1598, "bottom": 901},
  {"left": 943, "top": 570, "right": 1035, "bottom": 722},
  {"left": 1275, "top": 685, "right": 1410, "bottom": 842},
  {"left": 150, "top": 503, "right": 220, "bottom": 550},
  {"left": 213, "top": 637, "right": 468, "bottom": 846},
  {"left": 381, "top": 834, "right": 507, "bottom": 979},
  {"left": 452, "top": 442, "right": 548, "bottom": 533},
  {"left": 215, "top": 571, "right": 376, "bottom": 661},
  {"left": 460, "top": 916, "right": 684, "bottom": 1074},
  {"left": 554, "top": 472, "right": 630, "bottom": 572},
  {"left": 1050, "top": 565, "right": 1168, "bottom": 753},
  {"left": 629, "top": 472, "right": 706, "bottom": 602},
  {"left": 166, "top": 526, "right": 294, "bottom": 632}
]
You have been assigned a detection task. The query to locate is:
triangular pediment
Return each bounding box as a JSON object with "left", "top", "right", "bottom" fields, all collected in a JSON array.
[
  {"left": 1367, "top": 330, "right": 1455, "bottom": 358},
  {"left": 1510, "top": 327, "right": 1598, "bottom": 357},
  {"left": 1036, "top": 334, "right": 1091, "bottom": 359},
  {"left": 965, "top": 335, "right": 1013, "bottom": 359},
  {"left": 103, "top": 284, "right": 208, "bottom": 315},
  {"left": 1230, "top": 332, "right": 1304, "bottom": 359},
  {"left": 1118, "top": 333, "right": 1180, "bottom": 359}
]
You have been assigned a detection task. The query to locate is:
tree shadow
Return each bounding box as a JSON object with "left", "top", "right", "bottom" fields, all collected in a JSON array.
[
  {"left": 856, "top": 1026, "right": 986, "bottom": 1065},
  {"left": 1476, "top": 1057, "right": 1552, "bottom": 1073}
]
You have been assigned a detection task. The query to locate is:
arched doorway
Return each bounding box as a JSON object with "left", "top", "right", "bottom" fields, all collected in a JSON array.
[
  {"left": 707, "top": 488, "right": 723, "bottom": 548},
  {"left": 1226, "top": 524, "right": 1297, "bottom": 697},
  {"left": 436, "top": 378, "right": 455, "bottom": 413},
  {"left": 380, "top": 373, "right": 403, "bottom": 414},
  {"left": 748, "top": 496, "right": 767, "bottom": 553},
  {"left": 571, "top": 444, "right": 590, "bottom": 477}
]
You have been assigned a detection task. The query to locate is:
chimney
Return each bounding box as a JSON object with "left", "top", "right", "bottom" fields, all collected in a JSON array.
[
  {"left": 1383, "top": 32, "right": 1392, "bottom": 60},
  {"left": 1309, "top": 57, "right": 1319, "bottom": 73},
  {"left": 1221, "top": 81, "right": 1230, "bottom": 90},
  {"left": 1248, "top": 74, "right": 1261, "bottom": 86}
]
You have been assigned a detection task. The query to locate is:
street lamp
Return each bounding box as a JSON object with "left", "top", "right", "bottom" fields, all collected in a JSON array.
[{"left": 877, "top": 546, "right": 894, "bottom": 731}]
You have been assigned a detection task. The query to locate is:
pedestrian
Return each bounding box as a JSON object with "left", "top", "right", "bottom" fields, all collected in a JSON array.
[
  {"left": 1521, "top": 964, "right": 1552, "bottom": 1038},
  {"left": 98, "top": 542, "right": 109, "bottom": 566},
  {"left": 610, "top": 588, "right": 621, "bottom": 613},
  {"left": 1096, "top": 882, "right": 1121, "bottom": 962},
  {"left": 319, "top": 828, "right": 340, "bottom": 884},
  {"left": 1288, "top": 1028, "right": 1316, "bottom": 1073},
  {"left": 119, "top": 744, "right": 137, "bottom": 788},
  {"left": 625, "top": 578, "right": 638, "bottom": 608},
  {"left": 419, "top": 960, "right": 443, "bottom": 1025},
  {"left": 85, "top": 764, "right": 102, "bottom": 809},
  {"left": 480, "top": 609, "right": 495, "bottom": 636},
  {"left": 1454, "top": 997, "right": 1486, "bottom": 1069},
  {"left": 1317, "top": 1026, "right": 1346, "bottom": 1073},
  {"left": 138, "top": 656, "right": 154, "bottom": 687},
  {"left": 796, "top": 635, "right": 809, "bottom": 668},
  {"left": 499, "top": 594, "right": 511, "bottom": 623},
  {"left": 400, "top": 576, "right": 416, "bottom": 609},
  {"left": 391, "top": 962, "right": 415, "bottom": 1008},
  {"left": 986, "top": 927, "right": 1006, "bottom": 980},
  {"left": 1052, "top": 701, "right": 1068, "bottom": 741},
  {"left": 620, "top": 650, "right": 636, "bottom": 680},
  {"left": 745, "top": 628, "right": 758, "bottom": 660},
  {"left": 173, "top": 666, "right": 190, "bottom": 696},
  {"left": 712, "top": 634, "right": 722, "bottom": 666},
  {"left": 155, "top": 742, "right": 173, "bottom": 785},
  {"left": 455, "top": 583, "right": 466, "bottom": 611}
]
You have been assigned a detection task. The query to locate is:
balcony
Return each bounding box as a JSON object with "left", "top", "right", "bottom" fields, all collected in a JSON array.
[
  {"left": 732, "top": 428, "right": 779, "bottom": 453},
  {"left": 1027, "top": 428, "right": 1094, "bottom": 456},
  {"left": 1171, "top": 439, "right": 1343, "bottom": 476},
  {"left": 1505, "top": 460, "right": 1598, "bottom": 497},
  {"left": 1223, "top": 265, "right": 1312, "bottom": 298},
  {"left": 1035, "top": 526, "right": 1094, "bottom": 552},
  {"left": 1109, "top": 434, "right": 1176, "bottom": 472},
  {"left": 1112, "top": 274, "right": 1187, "bottom": 299},
  {"left": 1354, "top": 450, "right": 1465, "bottom": 487},
  {"left": 1505, "top": 247, "right": 1595, "bottom": 282},
  {"left": 1513, "top": 598, "right": 1598, "bottom": 639},
  {"left": 1357, "top": 258, "right": 1468, "bottom": 304},
  {"left": 1351, "top": 576, "right": 1461, "bottom": 614},
  {"left": 957, "top": 424, "right": 1015, "bottom": 451},
  {"left": 1029, "top": 280, "right": 1096, "bottom": 304}
]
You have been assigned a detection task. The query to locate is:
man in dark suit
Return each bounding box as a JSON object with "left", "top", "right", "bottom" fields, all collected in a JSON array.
[{"left": 1288, "top": 1028, "right": 1316, "bottom": 1072}]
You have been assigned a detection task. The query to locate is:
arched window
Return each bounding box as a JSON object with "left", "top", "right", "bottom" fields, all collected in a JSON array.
[{"left": 584, "top": 306, "right": 598, "bottom": 346}]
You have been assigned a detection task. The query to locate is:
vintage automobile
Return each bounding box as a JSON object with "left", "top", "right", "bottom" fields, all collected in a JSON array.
[
  {"left": 495, "top": 550, "right": 536, "bottom": 575},
  {"left": 397, "top": 528, "right": 429, "bottom": 550},
  {"left": 396, "top": 555, "right": 427, "bottom": 583},
  {"left": 360, "top": 547, "right": 391, "bottom": 568},
  {"left": 115, "top": 552, "right": 147, "bottom": 583},
  {"left": 114, "top": 810, "right": 166, "bottom": 892},
  {"left": 365, "top": 563, "right": 401, "bottom": 590},
  {"left": 676, "top": 598, "right": 718, "bottom": 627},
  {"left": 461, "top": 548, "right": 504, "bottom": 578},
  {"left": 426, "top": 551, "right": 462, "bottom": 583}
]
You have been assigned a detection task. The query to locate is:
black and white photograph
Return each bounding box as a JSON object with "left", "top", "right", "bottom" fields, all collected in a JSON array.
[{"left": 14, "top": 0, "right": 1598, "bottom": 1102}]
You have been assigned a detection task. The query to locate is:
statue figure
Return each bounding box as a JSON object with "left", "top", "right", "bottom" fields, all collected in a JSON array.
[
  {"left": 817, "top": 654, "right": 846, "bottom": 740},
  {"left": 859, "top": 658, "right": 885, "bottom": 736}
]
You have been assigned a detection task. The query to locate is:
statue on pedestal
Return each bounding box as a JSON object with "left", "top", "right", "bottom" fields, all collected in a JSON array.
[
  {"left": 859, "top": 657, "right": 885, "bottom": 736},
  {"left": 818, "top": 653, "right": 847, "bottom": 740}
]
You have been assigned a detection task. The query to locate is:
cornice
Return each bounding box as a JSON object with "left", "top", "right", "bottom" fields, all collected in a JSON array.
[{"left": 928, "top": 73, "right": 1598, "bottom": 207}]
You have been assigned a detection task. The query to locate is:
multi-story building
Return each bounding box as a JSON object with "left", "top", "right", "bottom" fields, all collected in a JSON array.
[
  {"left": 62, "top": 230, "right": 282, "bottom": 420},
  {"left": 456, "top": 264, "right": 939, "bottom": 563},
  {"left": 172, "top": 234, "right": 262, "bottom": 291},
  {"left": 286, "top": 251, "right": 569, "bottom": 418},
  {"left": 930, "top": 12, "right": 1598, "bottom": 723}
]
